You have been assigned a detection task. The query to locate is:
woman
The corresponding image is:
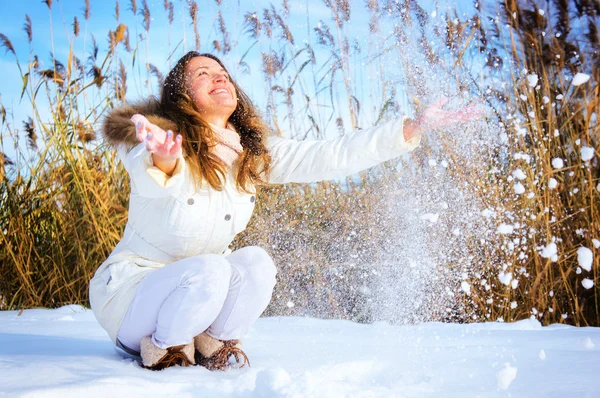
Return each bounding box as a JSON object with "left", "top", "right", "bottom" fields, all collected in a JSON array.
[{"left": 89, "top": 51, "right": 481, "bottom": 371}]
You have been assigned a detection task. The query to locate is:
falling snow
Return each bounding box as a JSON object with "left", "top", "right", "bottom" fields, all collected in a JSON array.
[{"left": 572, "top": 73, "right": 591, "bottom": 86}]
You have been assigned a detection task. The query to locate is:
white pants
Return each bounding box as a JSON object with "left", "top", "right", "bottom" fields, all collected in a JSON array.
[{"left": 116, "top": 246, "right": 277, "bottom": 353}]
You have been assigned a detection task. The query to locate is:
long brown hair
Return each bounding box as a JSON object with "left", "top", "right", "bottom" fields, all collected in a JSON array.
[{"left": 161, "top": 51, "right": 271, "bottom": 192}]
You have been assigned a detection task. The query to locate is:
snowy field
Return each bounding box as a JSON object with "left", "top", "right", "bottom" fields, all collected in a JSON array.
[{"left": 0, "top": 306, "right": 599, "bottom": 397}]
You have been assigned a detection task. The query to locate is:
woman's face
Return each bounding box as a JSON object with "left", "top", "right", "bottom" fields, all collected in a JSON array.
[{"left": 184, "top": 56, "right": 238, "bottom": 123}]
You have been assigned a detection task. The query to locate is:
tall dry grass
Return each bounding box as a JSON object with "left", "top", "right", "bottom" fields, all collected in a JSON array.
[
  {"left": 462, "top": 0, "right": 600, "bottom": 326},
  {"left": 0, "top": 0, "right": 598, "bottom": 326}
]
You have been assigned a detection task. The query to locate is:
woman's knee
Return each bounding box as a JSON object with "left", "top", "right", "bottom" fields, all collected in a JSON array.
[
  {"left": 230, "top": 246, "right": 277, "bottom": 287},
  {"left": 177, "top": 254, "right": 232, "bottom": 287}
]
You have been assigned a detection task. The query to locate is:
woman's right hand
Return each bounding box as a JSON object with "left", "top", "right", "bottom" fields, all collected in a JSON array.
[
  {"left": 131, "top": 114, "right": 183, "bottom": 175},
  {"left": 131, "top": 114, "right": 183, "bottom": 162}
]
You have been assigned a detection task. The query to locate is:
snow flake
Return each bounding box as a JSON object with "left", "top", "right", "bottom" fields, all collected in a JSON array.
[
  {"left": 482, "top": 209, "right": 495, "bottom": 218},
  {"left": 577, "top": 247, "right": 593, "bottom": 272},
  {"left": 542, "top": 96, "right": 550, "bottom": 104},
  {"left": 513, "top": 168, "right": 526, "bottom": 180},
  {"left": 584, "top": 337, "right": 595, "bottom": 349},
  {"left": 551, "top": 158, "right": 564, "bottom": 169},
  {"left": 514, "top": 153, "right": 532, "bottom": 163},
  {"left": 420, "top": 213, "right": 439, "bottom": 223},
  {"left": 497, "top": 224, "right": 514, "bottom": 234},
  {"left": 593, "top": 239, "right": 600, "bottom": 249},
  {"left": 572, "top": 73, "right": 590, "bottom": 86},
  {"left": 286, "top": 301, "right": 295, "bottom": 308},
  {"left": 556, "top": 94, "right": 564, "bottom": 100},
  {"left": 581, "top": 146, "right": 595, "bottom": 161},
  {"left": 514, "top": 183, "right": 525, "bottom": 194},
  {"left": 511, "top": 279, "right": 519, "bottom": 289},
  {"left": 527, "top": 74, "right": 538, "bottom": 87},
  {"left": 548, "top": 178, "right": 558, "bottom": 189},
  {"left": 540, "top": 242, "right": 558, "bottom": 261},
  {"left": 461, "top": 281, "right": 471, "bottom": 296},
  {"left": 510, "top": 301, "right": 517, "bottom": 309},
  {"left": 499, "top": 271, "right": 513, "bottom": 286},
  {"left": 581, "top": 278, "right": 594, "bottom": 289}
]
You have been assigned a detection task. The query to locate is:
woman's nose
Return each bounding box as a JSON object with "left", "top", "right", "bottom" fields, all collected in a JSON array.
[{"left": 213, "top": 73, "right": 228, "bottom": 83}]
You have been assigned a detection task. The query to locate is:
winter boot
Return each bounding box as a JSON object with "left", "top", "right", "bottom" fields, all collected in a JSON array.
[
  {"left": 194, "top": 332, "right": 250, "bottom": 370},
  {"left": 140, "top": 336, "right": 195, "bottom": 370}
]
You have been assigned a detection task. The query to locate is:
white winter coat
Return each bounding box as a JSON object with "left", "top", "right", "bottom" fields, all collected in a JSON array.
[{"left": 89, "top": 117, "right": 421, "bottom": 344}]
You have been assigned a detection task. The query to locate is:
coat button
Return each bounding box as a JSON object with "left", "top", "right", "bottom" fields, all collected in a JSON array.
[
  {"left": 224, "top": 214, "right": 231, "bottom": 221},
  {"left": 250, "top": 195, "right": 255, "bottom": 203},
  {"left": 187, "top": 198, "right": 194, "bottom": 205}
]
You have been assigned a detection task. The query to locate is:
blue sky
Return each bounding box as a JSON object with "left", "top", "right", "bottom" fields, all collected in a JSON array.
[{"left": 0, "top": 0, "right": 477, "bottom": 163}]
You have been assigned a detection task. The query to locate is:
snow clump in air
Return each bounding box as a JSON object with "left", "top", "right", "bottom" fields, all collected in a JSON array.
[
  {"left": 498, "top": 271, "right": 513, "bottom": 286},
  {"left": 420, "top": 213, "right": 439, "bottom": 223},
  {"left": 593, "top": 239, "right": 600, "bottom": 249},
  {"left": 582, "top": 278, "right": 594, "bottom": 289},
  {"left": 461, "top": 281, "right": 471, "bottom": 296},
  {"left": 527, "top": 74, "right": 538, "bottom": 87},
  {"left": 497, "top": 363, "right": 518, "bottom": 390},
  {"left": 548, "top": 178, "right": 558, "bottom": 189},
  {"left": 540, "top": 242, "right": 558, "bottom": 262},
  {"left": 497, "top": 224, "right": 514, "bottom": 234},
  {"left": 514, "top": 183, "right": 525, "bottom": 194},
  {"left": 551, "top": 158, "right": 564, "bottom": 169},
  {"left": 513, "top": 168, "right": 526, "bottom": 180},
  {"left": 577, "top": 247, "right": 593, "bottom": 272},
  {"left": 581, "top": 146, "right": 595, "bottom": 161},
  {"left": 572, "top": 73, "right": 591, "bottom": 86}
]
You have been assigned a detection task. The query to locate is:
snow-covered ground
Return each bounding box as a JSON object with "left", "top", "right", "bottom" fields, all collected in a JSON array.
[{"left": 0, "top": 306, "right": 599, "bottom": 397}]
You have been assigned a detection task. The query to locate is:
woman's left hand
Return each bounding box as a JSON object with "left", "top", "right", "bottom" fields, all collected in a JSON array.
[
  {"left": 404, "top": 97, "right": 484, "bottom": 140},
  {"left": 418, "top": 97, "right": 484, "bottom": 130}
]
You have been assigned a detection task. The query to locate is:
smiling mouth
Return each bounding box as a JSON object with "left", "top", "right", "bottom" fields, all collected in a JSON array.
[{"left": 210, "top": 88, "right": 229, "bottom": 95}]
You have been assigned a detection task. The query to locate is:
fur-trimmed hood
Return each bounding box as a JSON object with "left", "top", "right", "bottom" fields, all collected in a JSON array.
[{"left": 101, "top": 98, "right": 178, "bottom": 149}]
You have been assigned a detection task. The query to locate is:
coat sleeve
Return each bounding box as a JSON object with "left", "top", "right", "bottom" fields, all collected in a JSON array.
[
  {"left": 265, "top": 117, "right": 421, "bottom": 184},
  {"left": 117, "top": 142, "right": 186, "bottom": 198}
]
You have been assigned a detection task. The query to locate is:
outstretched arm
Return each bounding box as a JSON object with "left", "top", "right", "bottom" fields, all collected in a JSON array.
[
  {"left": 266, "top": 99, "right": 482, "bottom": 184},
  {"left": 266, "top": 117, "right": 419, "bottom": 184}
]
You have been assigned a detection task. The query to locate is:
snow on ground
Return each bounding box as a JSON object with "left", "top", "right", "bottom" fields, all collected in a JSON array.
[{"left": 1, "top": 306, "right": 599, "bottom": 397}]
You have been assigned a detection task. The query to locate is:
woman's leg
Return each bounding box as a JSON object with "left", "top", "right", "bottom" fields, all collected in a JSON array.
[
  {"left": 205, "top": 246, "right": 277, "bottom": 340},
  {"left": 117, "top": 254, "right": 231, "bottom": 352}
]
